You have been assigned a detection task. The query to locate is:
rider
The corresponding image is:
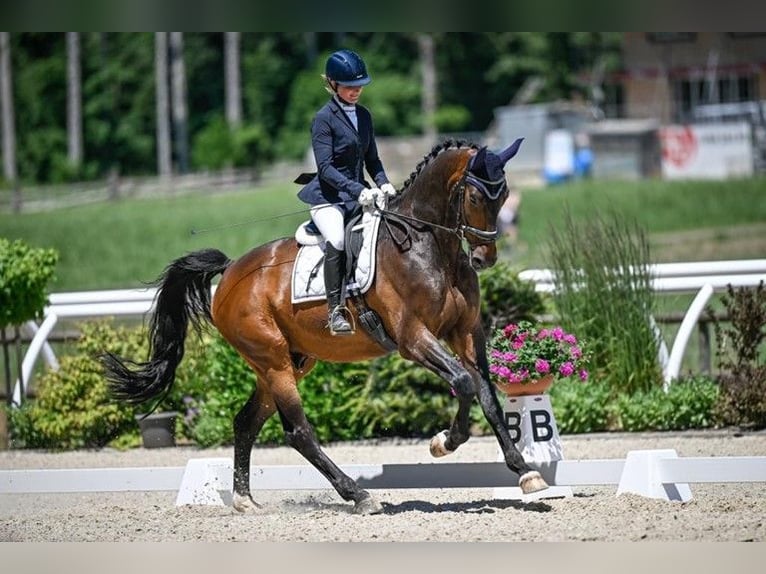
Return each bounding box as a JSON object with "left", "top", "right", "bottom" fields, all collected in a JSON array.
[{"left": 298, "top": 49, "right": 396, "bottom": 336}]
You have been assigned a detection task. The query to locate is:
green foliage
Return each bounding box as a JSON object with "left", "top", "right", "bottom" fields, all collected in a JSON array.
[
  {"left": 549, "top": 379, "right": 613, "bottom": 434},
  {"left": 191, "top": 116, "right": 271, "bottom": 170},
  {"left": 478, "top": 261, "right": 546, "bottom": 333},
  {"left": 711, "top": 282, "right": 766, "bottom": 429},
  {"left": 346, "top": 354, "right": 456, "bottom": 439},
  {"left": 8, "top": 320, "right": 207, "bottom": 449},
  {"left": 8, "top": 322, "right": 143, "bottom": 448},
  {"left": 433, "top": 105, "right": 471, "bottom": 133},
  {"left": 615, "top": 376, "right": 720, "bottom": 432},
  {"left": 544, "top": 209, "right": 663, "bottom": 395},
  {"left": 0, "top": 238, "right": 58, "bottom": 327},
  {"left": 549, "top": 375, "right": 719, "bottom": 434}
]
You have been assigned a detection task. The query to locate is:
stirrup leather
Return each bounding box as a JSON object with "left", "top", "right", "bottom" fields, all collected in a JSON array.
[{"left": 328, "top": 305, "right": 355, "bottom": 336}]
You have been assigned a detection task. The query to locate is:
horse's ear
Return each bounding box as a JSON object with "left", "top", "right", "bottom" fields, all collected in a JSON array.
[
  {"left": 471, "top": 145, "right": 487, "bottom": 167},
  {"left": 498, "top": 138, "right": 524, "bottom": 165}
]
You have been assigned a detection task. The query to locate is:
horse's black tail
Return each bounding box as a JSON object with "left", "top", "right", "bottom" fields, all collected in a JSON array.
[{"left": 100, "top": 248, "right": 232, "bottom": 405}]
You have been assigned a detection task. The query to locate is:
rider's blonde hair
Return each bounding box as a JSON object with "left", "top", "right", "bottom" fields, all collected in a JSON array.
[{"left": 321, "top": 74, "right": 337, "bottom": 95}]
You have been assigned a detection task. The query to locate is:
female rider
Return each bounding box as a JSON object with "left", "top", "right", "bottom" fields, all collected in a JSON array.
[{"left": 298, "top": 49, "right": 396, "bottom": 336}]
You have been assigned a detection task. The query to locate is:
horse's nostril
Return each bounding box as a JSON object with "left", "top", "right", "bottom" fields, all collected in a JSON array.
[{"left": 471, "top": 256, "right": 485, "bottom": 269}]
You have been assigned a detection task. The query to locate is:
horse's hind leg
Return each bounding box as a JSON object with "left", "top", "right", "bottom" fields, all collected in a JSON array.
[
  {"left": 232, "top": 382, "right": 277, "bottom": 513},
  {"left": 270, "top": 371, "right": 383, "bottom": 515}
]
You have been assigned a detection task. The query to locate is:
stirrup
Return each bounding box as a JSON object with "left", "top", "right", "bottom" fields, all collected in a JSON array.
[{"left": 328, "top": 305, "right": 355, "bottom": 336}]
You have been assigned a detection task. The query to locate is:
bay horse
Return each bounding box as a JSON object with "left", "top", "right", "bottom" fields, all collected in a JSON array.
[{"left": 102, "top": 138, "right": 549, "bottom": 514}]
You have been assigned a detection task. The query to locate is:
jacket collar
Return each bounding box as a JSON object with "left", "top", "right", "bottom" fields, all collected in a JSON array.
[{"left": 329, "top": 97, "right": 359, "bottom": 135}]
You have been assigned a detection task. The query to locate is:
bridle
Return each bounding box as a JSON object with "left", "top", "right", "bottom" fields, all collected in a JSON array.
[{"left": 379, "top": 161, "right": 506, "bottom": 249}]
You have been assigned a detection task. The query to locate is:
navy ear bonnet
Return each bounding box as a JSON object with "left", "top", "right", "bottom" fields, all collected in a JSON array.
[{"left": 466, "top": 138, "right": 524, "bottom": 200}]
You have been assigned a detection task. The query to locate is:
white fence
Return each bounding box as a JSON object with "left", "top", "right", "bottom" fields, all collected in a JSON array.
[
  {"left": 2, "top": 450, "right": 766, "bottom": 505},
  {"left": 11, "top": 258, "right": 766, "bottom": 404}
]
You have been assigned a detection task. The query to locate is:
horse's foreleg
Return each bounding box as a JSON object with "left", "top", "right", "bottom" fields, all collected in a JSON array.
[
  {"left": 271, "top": 376, "right": 383, "bottom": 515},
  {"left": 232, "top": 383, "right": 277, "bottom": 513},
  {"left": 471, "top": 328, "right": 549, "bottom": 495},
  {"left": 398, "top": 331, "right": 476, "bottom": 456}
]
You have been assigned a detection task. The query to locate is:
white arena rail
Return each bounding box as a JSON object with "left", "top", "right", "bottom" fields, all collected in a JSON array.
[{"left": 2, "top": 450, "right": 765, "bottom": 505}]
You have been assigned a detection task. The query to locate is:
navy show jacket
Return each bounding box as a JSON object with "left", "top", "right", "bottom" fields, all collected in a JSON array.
[{"left": 298, "top": 98, "right": 389, "bottom": 209}]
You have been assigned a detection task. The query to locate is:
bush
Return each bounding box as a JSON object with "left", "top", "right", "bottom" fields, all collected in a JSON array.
[
  {"left": 616, "top": 376, "right": 719, "bottom": 431},
  {"left": 549, "top": 378, "right": 613, "bottom": 434},
  {"left": 8, "top": 322, "right": 143, "bottom": 449},
  {"left": 0, "top": 238, "right": 58, "bottom": 328},
  {"left": 711, "top": 282, "right": 766, "bottom": 429},
  {"left": 547, "top": 375, "right": 719, "bottom": 434},
  {"left": 478, "top": 261, "right": 547, "bottom": 333},
  {"left": 8, "top": 320, "right": 208, "bottom": 449}
]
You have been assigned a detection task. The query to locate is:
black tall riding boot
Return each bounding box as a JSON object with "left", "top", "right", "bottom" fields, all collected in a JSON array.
[{"left": 323, "top": 244, "right": 354, "bottom": 335}]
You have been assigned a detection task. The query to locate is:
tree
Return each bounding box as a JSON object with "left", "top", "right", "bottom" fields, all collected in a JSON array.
[
  {"left": 66, "top": 32, "right": 82, "bottom": 169},
  {"left": 0, "top": 32, "right": 17, "bottom": 188},
  {"left": 417, "top": 34, "right": 437, "bottom": 141},
  {"left": 169, "top": 32, "right": 189, "bottom": 174},
  {"left": 154, "top": 32, "right": 171, "bottom": 178},
  {"left": 224, "top": 32, "right": 241, "bottom": 129}
]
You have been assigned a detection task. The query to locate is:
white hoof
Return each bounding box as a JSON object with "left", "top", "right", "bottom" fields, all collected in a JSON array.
[
  {"left": 232, "top": 492, "right": 263, "bottom": 514},
  {"left": 519, "top": 470, "right": 549, "bottom": 494},
  {"left": 429, "top": 430, "right": 454, "bottom": 458},
  {"left": 354, "top": 494, "right": 383, "bottom": 515}
]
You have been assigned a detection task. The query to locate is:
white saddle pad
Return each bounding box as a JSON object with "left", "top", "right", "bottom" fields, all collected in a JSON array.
[{"left": 291, "top": 212, "right": 382, "bottom": 304}]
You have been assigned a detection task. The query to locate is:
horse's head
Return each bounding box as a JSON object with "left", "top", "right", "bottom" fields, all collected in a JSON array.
[{"left": 460, "top": 138, "right": 523, "bottom": 269}]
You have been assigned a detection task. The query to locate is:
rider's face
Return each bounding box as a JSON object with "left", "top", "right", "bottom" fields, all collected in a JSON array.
[{"left": 336, "top": 84, "right": 363, "bottom": 104}]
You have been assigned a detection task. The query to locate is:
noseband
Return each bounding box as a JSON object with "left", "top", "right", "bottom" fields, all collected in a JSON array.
[{"left": 455, "top": 165, "right": 507, "bottom": 246}]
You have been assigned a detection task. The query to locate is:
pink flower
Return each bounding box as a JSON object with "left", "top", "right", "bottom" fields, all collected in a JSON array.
[
  {"left": 559, "top": 362, "right": 575, "bottom": 377},
  {"left": 551, "top": 327, "right": 565, "bottom": 341},
  {"left": 579, "top": 369, "right": 589, "bottom": 381},
  {"left": 570, "top": 346, "right": 582, "bottom": 359},
  {"left": 534, "top": 359, "right": 550, "bottom": 374},
  {"left": 503, "top": 324, "right": 518, "bottom": 337},
  {"left": 563, "top": 334, "right": 577, "bottom": 345},
  {"left": 512, "top": 339, "right": 524, "bottom": 350}
]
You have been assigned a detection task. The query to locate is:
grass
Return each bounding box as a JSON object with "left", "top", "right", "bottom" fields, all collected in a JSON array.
[{"left": 510, "top": 176, "right": 766, "bottom": 268}]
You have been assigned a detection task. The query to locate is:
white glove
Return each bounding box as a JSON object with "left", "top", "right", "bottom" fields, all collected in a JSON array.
[
  {"left": 359, "top": 187, "right": 379, "bottom": 207},
  {"left": 381, "top": 183, "right": 397, "bottom": 197}
]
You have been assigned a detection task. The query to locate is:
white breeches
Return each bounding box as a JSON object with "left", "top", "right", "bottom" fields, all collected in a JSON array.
[{"left": 310, "top": 204, "right": 345, "bottom": 251}]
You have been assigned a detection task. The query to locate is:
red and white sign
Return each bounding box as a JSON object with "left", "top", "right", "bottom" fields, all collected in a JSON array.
[{"left": 660, "top": 122, "right": 753, "bottom": 179}]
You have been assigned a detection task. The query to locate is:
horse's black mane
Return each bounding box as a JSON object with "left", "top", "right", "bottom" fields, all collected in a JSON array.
[{"left": 400, "top": 138, "right": 479, "bottom": 192}]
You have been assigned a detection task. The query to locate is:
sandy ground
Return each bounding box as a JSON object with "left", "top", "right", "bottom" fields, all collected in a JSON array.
[{"left": 1, "top": 429, "right": 765, "bottom": 542}]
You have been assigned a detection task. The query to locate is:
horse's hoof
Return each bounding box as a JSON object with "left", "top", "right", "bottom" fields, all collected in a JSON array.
[
  {"left": 429, "top": 430, "right": 454, "bottom": 458},
  {"left": 232, "top": 492, "right": 263, "bottom": 514},
  {"left": 353, "top": 494, "right": 383, "bottom": 515},
  {"left": 519, "top": 470, "right": 549, "bottom": 494}
]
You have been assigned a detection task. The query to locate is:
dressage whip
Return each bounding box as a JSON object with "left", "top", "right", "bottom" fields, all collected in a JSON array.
[
  {"left": 189, "top": 207, "right": 312, "bottom": 235},
  {"left": 187, "top": 201, "right": 373, "bottom": 236}
]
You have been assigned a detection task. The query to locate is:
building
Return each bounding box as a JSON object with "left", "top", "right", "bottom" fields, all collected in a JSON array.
[{"left": 620, "top": 32, "right": 766, "bottom": 124}]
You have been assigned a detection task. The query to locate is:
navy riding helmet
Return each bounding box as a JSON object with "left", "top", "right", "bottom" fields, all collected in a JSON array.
[{"left": 325, "top": 49, "right": 371, "bottom": 86}]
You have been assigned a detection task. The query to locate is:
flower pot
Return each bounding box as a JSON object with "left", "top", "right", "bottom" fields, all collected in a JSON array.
[
  {"left": 135, "top": 412, "right": 177, "bottom": 448},
  {"left": 493, "top": 373, "right": 555, "bottom": 397}
]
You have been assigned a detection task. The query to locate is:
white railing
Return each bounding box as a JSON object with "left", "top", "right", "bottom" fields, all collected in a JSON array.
[
  {"left": 12, "top": 259, "right": 766, "bottom": 403},
  {"left": 518, "top": 259, "right": 766, "bottom": 385}
]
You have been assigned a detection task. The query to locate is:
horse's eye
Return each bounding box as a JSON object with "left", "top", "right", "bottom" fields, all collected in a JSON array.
[{"left": 469, "top": 191, "right": 481, "bottom": 206}]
